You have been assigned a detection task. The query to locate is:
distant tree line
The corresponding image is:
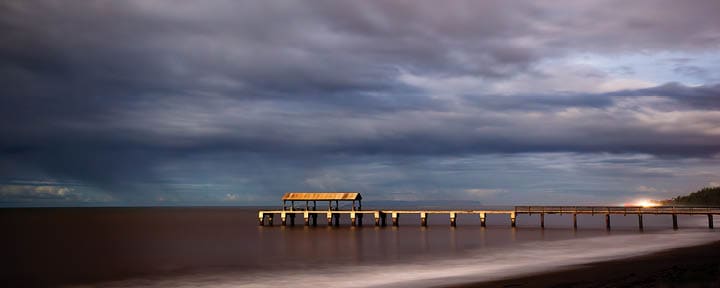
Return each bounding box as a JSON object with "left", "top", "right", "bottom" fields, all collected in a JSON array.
[{"left": 662, "top": 186, "right": 720, "bottom": 205}]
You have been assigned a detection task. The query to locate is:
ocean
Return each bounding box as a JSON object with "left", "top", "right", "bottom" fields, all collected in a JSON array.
[{"left": 2, "top": 207, "right": 719, "bottom": 287}]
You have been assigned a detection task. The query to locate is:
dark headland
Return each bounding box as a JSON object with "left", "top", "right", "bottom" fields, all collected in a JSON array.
[{"left": 662, "top": 187, "right": 720, "bottom": 206}]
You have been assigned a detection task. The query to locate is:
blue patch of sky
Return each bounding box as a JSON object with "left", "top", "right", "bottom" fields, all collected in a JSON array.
[{"left": 567, "top": 52, "right": 720, "bottom": 86}]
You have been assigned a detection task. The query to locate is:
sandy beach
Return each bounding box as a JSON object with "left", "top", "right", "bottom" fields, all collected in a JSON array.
[{"left": 451, "top": 241, "right": 720, "bottom": 288}]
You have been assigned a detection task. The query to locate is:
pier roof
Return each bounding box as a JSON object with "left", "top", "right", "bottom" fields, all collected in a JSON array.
[{"left": 282, "top": 192, "right": 361, "bottom": 201}]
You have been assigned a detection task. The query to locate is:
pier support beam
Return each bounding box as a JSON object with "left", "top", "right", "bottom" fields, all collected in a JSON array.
[
  {"left": 572, "top": 213, "right": 577, "bottom": 230},
  {"left": 374, "top": 212, "right": 381, "bottom": 226},
  {"left": 304, "top": 212, "right": 309, "bottom": 226},
  {"left": 381, "top": 212, "right": 387, "bottom": 226},
  {"left": 281, "top": 212, "right": 287, "bottom": 226},
  {"left": 605, "top": 214, "right": 610, "bottom": 230},
  {"left": 709, "top": 214, "right": 714, "bottom": 229},
  {"left": 421, "top": 212, "right": 427, "bottom": 227},
  {"left": 480, "top": 213, "right": 486, "bottom": 227},
  {"left": 392, "top": 212, "right": 399, "bottom": 227},
  {"left": 510, "top": 212, "right": 516, "bottom": 228},
  {"left": 450, "top": 212, "right": 456, "bottom": 227},
  {"left": 351, "top": 212, "right": 357, "bottom": 227},
  {"left": 672, "top": 214, "right": 678, "bottom": 230},
  {"left": 540, "top": 213, "right": 545, "bottom": 229},
  {"left": 638, "top": 214, "right": 643, "bottom": 230},
  {"left": 258, "top": 212, "right": 265, "bottom": 226},
  {"left": 327, "top": 212, "right": 333, "bottom": 227}
]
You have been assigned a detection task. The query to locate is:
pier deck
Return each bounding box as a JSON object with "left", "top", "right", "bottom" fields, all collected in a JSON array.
[{"left": 258, "top": 206, "right": 720, "bottom": 229}]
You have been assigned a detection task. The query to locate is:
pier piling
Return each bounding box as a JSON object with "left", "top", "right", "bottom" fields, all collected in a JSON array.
[
  {"left": 672, "top": 214, "right": 678, "bottom": 230},
  {"left": 572, "top": 213, "right": 577, "bottom": 230},
  {"left": 420, "top": 212, "right": 427, "bottom": 227},
  {"left": 510, "top": 212, "right": 516, "bottom": 228},
  {"left": 480, "top": 213, "right": 486, "bottom": 227},
  {"left": 392, "top": 212, "right": 399, "bottom": 227},
  {"left": 605, "top": 214, "right": 610, "bottom": 230},
  {"left": 450, "top": 212, "right": 456, "bottom": 227},
  {"left": 304, "top": 212, "right": 309, "bottom": 226},
  {"left": 258, "top": 212, "right": 265, "bottom": 226},
  {"left": 638, "top": 214, "right": 643, "bottom": 230},
  {"left": 540, "top": 213, "right": 545, "bottom": 228},
  {"left": 268, "top": 214, "right": 274, "bottom": 226},
  {"left": 289, "top": 214, "right": 295, "bottom": 226},
  {"left": 709, "top": 214, "right": 714, "bottom": 229}
]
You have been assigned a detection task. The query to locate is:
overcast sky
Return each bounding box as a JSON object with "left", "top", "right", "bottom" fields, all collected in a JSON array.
[{"left": 1, "top": 0, "right": 720, "bottom": 206}]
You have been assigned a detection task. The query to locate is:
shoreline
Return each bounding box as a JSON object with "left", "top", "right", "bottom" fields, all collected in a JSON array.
[{"left": 447, "top": 240, "right": 720, "bottom": 288}]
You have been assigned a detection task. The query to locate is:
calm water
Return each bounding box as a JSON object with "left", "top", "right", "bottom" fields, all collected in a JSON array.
[{"left": 2, "top": 207, "right": 719, "bottom": 287}]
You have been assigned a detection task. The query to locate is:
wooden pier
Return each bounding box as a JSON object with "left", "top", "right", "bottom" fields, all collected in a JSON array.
[
  {"left": 259, "top": 193, "right": 720, "bottom": 230},
  {"left": 258, "top": 206, "right": 720, "bottom": 230}
]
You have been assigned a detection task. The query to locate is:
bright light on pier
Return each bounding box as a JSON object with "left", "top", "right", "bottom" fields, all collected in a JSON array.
[{"left": 634, "top": 199, "right": 660, "bottom": 207}]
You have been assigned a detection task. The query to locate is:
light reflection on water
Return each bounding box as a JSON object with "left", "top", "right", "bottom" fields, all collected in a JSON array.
[
  {"left": 6, "top": 207, "right": 716, "bottom": 287},
  {"left": 88, "top": 209, "right": 720, "bottom": 288},
  {"left": 98, "top": 230, "right": 720, "bottom": 288}
]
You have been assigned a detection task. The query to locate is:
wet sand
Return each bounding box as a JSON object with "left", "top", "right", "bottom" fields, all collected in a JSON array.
[{"left": 451, "top": 241, "right": 720, "bottom": 288}]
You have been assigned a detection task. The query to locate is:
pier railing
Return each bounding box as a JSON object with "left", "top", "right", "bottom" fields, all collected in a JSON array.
[{"left": 514, "top": 206, "right": 720, "bottom": 215}]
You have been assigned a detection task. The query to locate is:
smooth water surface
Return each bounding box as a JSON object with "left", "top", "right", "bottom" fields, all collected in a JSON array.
[{"left": 2, "top": 207, "right": 719, "bottom": 287}]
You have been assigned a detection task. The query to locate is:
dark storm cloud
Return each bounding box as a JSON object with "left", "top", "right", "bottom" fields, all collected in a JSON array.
[
  {"left": 466, "top": 82, "right": 720, "bottom": 111},
  {"left": 1, "top": 0, "right": 720, "bottom": 202},
  {"left": 462, "top": 92, "right": 614, "bottom": 110},
  {"left": 608, "top": 82, "right": 720, "bottom": 109}
]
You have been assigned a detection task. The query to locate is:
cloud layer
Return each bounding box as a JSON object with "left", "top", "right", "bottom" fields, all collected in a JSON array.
[{"left": 1, "top": 1, "right": 719, "bottom": 205}]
